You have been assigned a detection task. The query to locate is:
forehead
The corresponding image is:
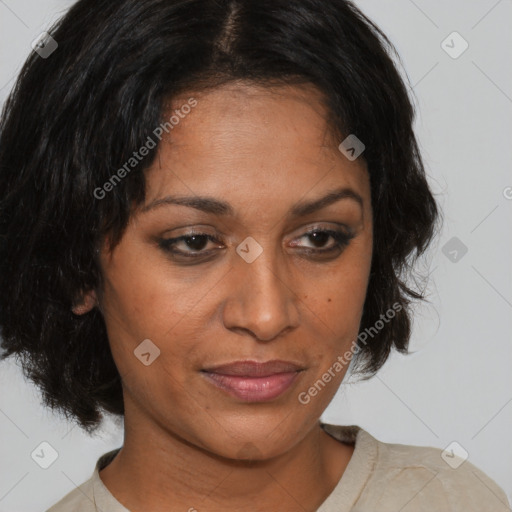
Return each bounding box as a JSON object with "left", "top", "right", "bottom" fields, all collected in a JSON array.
[
  {"left": 163, "top": 82, "right": 336, "bottom": 156},
  {"left": 144, "top": 82, "right": 370, "bottom": 211}
]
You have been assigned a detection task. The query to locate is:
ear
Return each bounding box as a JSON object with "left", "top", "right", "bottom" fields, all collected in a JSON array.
[{"left": 72, "top": 290, "right": 98, "bottom": 315}]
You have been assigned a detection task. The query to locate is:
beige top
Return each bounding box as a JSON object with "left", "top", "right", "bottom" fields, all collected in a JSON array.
[{"left": 47, "top": 423, "right": 510, "bottom": 511}]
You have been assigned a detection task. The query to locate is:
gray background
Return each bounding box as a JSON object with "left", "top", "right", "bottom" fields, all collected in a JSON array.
[{"left": 1, "top": 0, "right": 511, "bottom": 510}]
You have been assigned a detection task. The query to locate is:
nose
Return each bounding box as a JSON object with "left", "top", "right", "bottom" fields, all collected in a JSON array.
[{"left": 222, "top": 246, "right": 300, "bottom": 342}]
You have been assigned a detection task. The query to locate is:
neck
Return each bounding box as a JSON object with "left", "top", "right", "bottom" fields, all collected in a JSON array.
[{"left": 99, "top": 401, "right": 353, "bottom": 512}]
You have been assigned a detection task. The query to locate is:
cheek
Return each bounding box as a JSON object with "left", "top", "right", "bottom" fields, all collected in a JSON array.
[
  {"left": 99, "top": 266, "right": 206, "bottom": 410},
  {"left": 101, "top": 249, "right": 204, "bottom": 340},
  {"left": 299, "top": 249, "right": 372, "bottom": 375},
  {"left": 99, "top": 247, "right": 228, "bottom": 397},
  {"left": 306, "top": 254, "right": 371, "bottom": 333},
  {"left": 296, "top": 268, "right": 371, "bottom": 409}
]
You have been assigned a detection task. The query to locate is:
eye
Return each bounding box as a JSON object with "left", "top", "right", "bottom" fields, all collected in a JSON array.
[
  {"left": 158, "top": 232, "right": 224, "bottom": 258},
  {"left": 158, "top": 227, "right": 355, "bottom": 262},
  {"left": 291, "top": 228, "right": 354, "bottom": 255}
]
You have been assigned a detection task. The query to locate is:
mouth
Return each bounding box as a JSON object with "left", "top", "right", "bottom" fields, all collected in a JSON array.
[{"left": 200, "top": 360, "right": 305, "bottom": 402}]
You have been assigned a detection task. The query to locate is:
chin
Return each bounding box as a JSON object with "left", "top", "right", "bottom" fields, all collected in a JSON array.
[{"left": 199, "top": 416, "right": 307, "bottom": 461}]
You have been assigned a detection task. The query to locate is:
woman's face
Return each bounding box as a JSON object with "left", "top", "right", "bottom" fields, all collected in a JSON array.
[{"left": 96, "top": 82, "right": 373, "bottom": 459}]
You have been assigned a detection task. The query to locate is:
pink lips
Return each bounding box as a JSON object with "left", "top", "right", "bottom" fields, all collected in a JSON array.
[{"left": 201, "top": 360, "right": 304, "bottom": 402}]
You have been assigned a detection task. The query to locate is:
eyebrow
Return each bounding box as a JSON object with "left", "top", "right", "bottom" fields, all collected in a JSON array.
[{"left": 141, "top": 186, "right": 363, "bottom": 217}]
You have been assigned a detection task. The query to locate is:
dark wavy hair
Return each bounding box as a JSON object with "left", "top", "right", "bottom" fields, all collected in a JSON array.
[{"left": 0, "top": 0, "right": 440, "bottom": 433}]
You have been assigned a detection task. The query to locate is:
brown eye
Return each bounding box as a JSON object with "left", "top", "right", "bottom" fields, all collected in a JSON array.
[
  {"left": 305, "top": 230, "right": 331, "bottom": 249},
  {"left": 158, "top": 227, "right": 354, "bottom": 264},
  {"left": 158, "top": 233, "right": 224, "bottom": 257},
  {"left": 180, "top": 235, "right": 210, "bottom": 252},
  {"left": 293, "top": 229, "right": 354, "bottom": 253}
]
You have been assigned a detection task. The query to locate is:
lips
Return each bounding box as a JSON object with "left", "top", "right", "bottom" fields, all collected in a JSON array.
[
  {"left": 201, "top": 360, "right": 304, "bottom": 402},
  {"left": 203, "top": 360, "right": 304, "bottom": 377}
]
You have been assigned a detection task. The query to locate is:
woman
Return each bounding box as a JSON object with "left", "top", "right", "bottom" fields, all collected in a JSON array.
[{"left": 0, "top": 0, "right": 508, "bottom": 511}]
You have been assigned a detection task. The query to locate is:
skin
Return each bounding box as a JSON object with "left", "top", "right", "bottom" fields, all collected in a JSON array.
[{"left": 77, "top": 82, "right": 373, "bottom": 512}]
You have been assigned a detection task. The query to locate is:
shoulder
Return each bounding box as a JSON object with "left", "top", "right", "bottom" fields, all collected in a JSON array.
[
  {"left": 361, "top": 429, "right": 510, "bottom": 511},
  {"left": 46, "top": 476, "right": 96, "bottom": 512},
  {"left": 321, "top": 423, "right": 510, "bottom": 512},
  {"left": 46, "top": 448, "right": 122, "bottom": 512}
]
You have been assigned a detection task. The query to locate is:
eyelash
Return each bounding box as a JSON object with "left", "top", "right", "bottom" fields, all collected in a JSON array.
[{"left": 157, "top": 228, "right": 355, "bottom": 261}]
